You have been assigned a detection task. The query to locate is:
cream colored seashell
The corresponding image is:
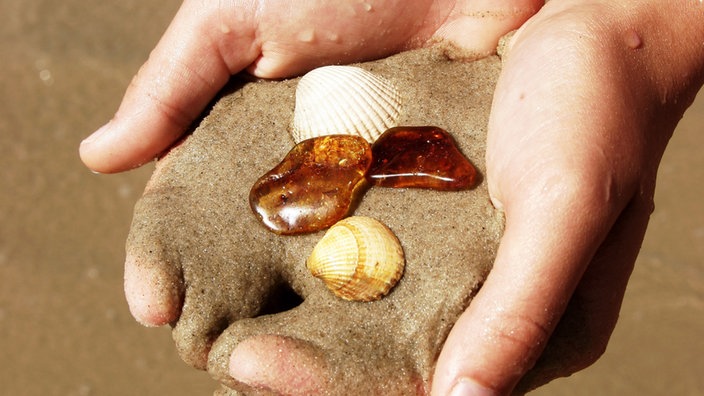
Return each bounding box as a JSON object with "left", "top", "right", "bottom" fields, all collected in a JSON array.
[
  {"left": 291, "top": 66, "right": 402, "bottom": 144},
  {"left": 306, "top": 216, "right": 405, "bottom": 302}
]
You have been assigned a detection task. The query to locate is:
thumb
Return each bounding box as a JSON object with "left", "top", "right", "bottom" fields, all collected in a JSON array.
[
  {"left": 79, "top": 1, "right": 259, "bottom": 173},
  {"left": 432, "top": 169, "right": 624, "bottom": 396}
]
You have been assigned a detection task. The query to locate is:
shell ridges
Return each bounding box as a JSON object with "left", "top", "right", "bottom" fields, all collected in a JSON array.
[
  {"left": 292, "top": 66, "right": 402, "bottom": 144},
  {"left": 306, "top": 216, "right": 405, "bottom": 302}
]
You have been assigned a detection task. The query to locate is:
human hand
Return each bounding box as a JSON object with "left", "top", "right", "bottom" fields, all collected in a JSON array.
[
  {"left": 82, "top": 0, "right": 704, "bottom": 393},
  {"left": 432, "top": 1, "right": 704, "bottom": 394},
  {"left": 79, "top": 0, "right": 540, "bottom": 173}
]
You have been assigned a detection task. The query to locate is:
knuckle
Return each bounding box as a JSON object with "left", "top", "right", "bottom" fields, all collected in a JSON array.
[{"left": 485, "top": 310, "right": 554, "bottom": 369}]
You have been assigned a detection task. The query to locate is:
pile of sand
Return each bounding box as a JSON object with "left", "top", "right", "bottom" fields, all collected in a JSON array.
[{"left": 128, "top": 46, "right": 506, "bottom": 394}]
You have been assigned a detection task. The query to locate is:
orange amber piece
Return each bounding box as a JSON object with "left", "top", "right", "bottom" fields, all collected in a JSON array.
[
  {"left": 250, "top": 135, "right": 372, "bottom": 235},
  {"left": 367, "top": 126, "right": 477, "bottom": 190}
]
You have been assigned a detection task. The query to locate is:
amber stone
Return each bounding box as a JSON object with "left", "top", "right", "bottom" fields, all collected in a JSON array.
[
  {"left": 367, "top": 126, "right": 477, "bottom": 190},
  {"left": 250, "top": 135, "right": 372, "bottom": 235}
]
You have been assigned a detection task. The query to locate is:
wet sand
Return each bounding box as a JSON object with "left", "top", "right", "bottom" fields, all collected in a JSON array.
[{"left": 1, "top": 1, "right": 702, "bottom": 395}]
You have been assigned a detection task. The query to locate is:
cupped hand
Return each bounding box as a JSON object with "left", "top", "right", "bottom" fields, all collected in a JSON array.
[
  {"left": 432, "top": 1, "right": 704, "bottom": 394},
  {"left": 83, "top": 0, "right": 704, "bottom": 394},
  {"left": 79, "top": 0, "right": 541, "bottom": 173}
]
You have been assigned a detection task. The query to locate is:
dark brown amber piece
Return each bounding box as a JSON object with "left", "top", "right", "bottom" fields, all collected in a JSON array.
[
  {"left": 250, "top": 135, "right": 372, "bottom": 235},
  {"left": 367, "top": 126, "right": 477, "bottom": 190}
]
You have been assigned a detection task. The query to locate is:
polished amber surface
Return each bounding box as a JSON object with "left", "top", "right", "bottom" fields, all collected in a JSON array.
[
  {"left": 249, "top": 135, "right": 372, "bottom": 235},
  {"left": 367, "top": 126, "right": 477, "bottom": 190}
]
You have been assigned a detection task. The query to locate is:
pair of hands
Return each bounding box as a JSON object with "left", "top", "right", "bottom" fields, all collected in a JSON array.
[{"left": 80, "top": 0, "right": 704, "bottom": 395}]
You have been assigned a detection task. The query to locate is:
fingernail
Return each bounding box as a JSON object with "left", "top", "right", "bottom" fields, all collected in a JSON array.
[
  {"left": 488, "top": 193, "right": 504, "bottom": 211},
  {"left": 449, "top": 378, "right": 496, "bottom": 396},
  {"left": 81, "top": 123, "right": 109, "bottom": 146}
]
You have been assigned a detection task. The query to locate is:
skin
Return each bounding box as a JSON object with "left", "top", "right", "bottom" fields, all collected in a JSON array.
[{"left": 79, "top": 0, "right": 704, "bottom": 395}]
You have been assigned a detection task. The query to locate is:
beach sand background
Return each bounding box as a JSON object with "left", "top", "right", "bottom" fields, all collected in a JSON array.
[{"left": 1, "top": 1, "right": 702, "bottom": 394}]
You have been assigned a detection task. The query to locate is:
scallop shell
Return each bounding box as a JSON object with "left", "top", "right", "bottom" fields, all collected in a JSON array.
[
  {"left": 306, "top": 216, "right": 405, "bottom": 302},
  {"left": 291, "top": 65, "right": 402, "bottom": 144}
]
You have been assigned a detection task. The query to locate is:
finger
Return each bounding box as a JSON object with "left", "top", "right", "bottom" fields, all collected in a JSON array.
[
  {"left": 243, "top": 0, "right": 437, "bottom": 78},
  {"left": 124, "top": 183, "right": 187, "bottom": 326},
  {"left": 432, "top": 164, "right": 629, "bottom": 394},
  {"left": 124, "top": 250, "right": 183, "bottom": 327},
  {"left": 515, "top": 192, "right": 654, "bottom": 392},
  {"left": 431, "top": 0, "right": 543, "bottom": 58},
  {"left": 79, "top": 0, "right": 260, "bottom": 173},
  {"left": 228, "top": 335, "right": 328, "bottom": 395},
  {"left": 205, "top": 259, "right": 433, "bottom": 396},
  {"left": 210, "top": 303, "right": 428, "bottom": 396}
]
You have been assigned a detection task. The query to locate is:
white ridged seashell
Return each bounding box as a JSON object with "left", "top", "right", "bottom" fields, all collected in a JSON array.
[
  {"left": 291, "top": 66, "right": 402, "bottom": 144},
  {"left": 306, "top": 216, "right": 405, "bottom": 302}
]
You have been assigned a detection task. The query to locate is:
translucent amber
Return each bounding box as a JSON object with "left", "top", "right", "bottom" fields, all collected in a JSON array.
[
  {"left": 250, "top": 135, "right": 372, "bottom": 235},
  {"left": 367, "top": 126, "right": 477, "bottom": 190}
]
